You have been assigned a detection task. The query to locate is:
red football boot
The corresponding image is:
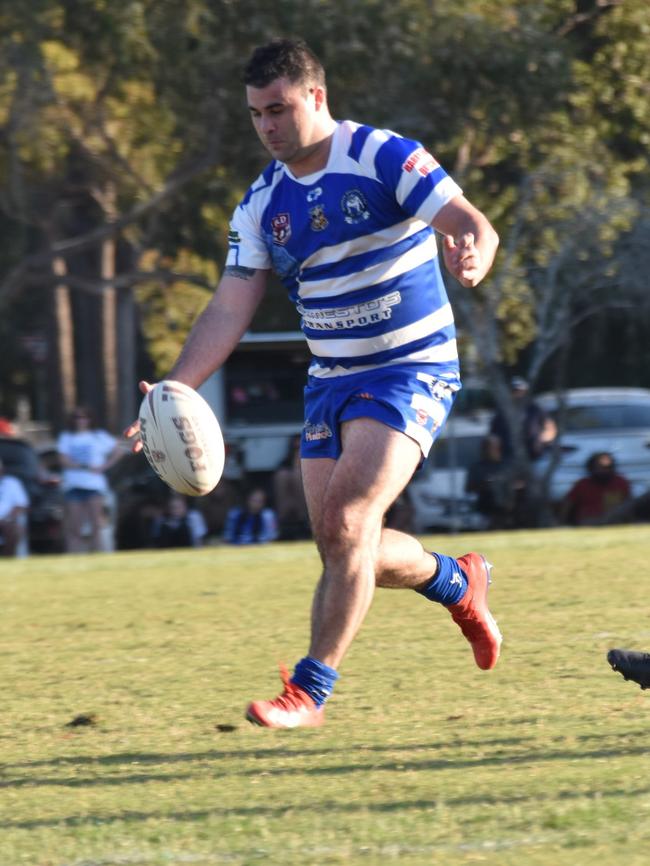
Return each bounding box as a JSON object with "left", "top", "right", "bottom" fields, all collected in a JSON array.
[
  {"left": 447, "top": 553, "right": 502, "bottom": 670},
  {"left": 246, "top": 666, "right": 325, "bottom": 728}
]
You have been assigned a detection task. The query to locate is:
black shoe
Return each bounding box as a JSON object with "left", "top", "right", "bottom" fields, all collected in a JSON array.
[{"left": 607, "top": 649, "right": 650, "bottom": 690}]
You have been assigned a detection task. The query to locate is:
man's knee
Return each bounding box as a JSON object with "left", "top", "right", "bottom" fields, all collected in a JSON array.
[{"left": 316, "top": 500, "right": 381, "bottom": 560}]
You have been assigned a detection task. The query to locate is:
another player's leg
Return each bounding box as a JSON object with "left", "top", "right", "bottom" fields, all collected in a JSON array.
[{"left": 607, "top": 648, "right": 650, "bottom": 689}]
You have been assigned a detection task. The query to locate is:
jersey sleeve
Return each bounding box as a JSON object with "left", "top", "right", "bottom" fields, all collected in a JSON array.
[
  {"left": 225, "top": 192, "right": 272, "bottom": 272},
  {"left": 374, "top": 133, "right": 463, "bottom": 225}
]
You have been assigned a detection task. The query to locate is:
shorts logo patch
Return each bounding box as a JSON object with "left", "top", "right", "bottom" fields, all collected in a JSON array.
[
  {"left": 271, "top": 213, "right": 291, "bottom": 245},
  {"left": 341, "top": 189, "right": 370, "bottom": 224},
  {"left": 428, "top": 379, "right": 453, "bottom": 401},
  {"left": 304, "top": 420, "right": 333, "bottom": 442}
]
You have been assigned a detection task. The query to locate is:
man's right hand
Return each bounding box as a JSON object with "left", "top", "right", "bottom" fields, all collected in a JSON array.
[{"left": 123, "top": 380, "right": 155, "bottom": 453}]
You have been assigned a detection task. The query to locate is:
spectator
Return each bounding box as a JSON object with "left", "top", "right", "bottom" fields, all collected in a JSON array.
[
  {"left": 196, "top": 441, "right": 245, "bottom": 539},
  {"left": 150, "top": 493, "right": 208, "bottom": 548},
  {"left": 490, "top": 377, "right": 557, "bottom": 462},
  {"left": 224, "top": 487, "right": 278, "bottom": 545},
  {"left": 560, "top": 451, "right": 631, "bottom": 526},
  {"left": 465, "top": 434, "right": 516, "bottom": 529},
  {"left": 0, "top": 457, "right": 29, "bottom": 557},
  {"left": 57, "top": 407, "right": 127, "bottom": 553},
  {"left": 272, "top": 435, "right": 311, "bottom": 540}
]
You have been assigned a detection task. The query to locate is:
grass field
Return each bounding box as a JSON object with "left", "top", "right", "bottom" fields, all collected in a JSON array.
[{"left": 2, "top": 526, "right": 650, "bottom": 865}]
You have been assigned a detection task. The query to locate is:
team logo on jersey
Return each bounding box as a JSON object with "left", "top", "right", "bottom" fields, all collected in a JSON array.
[
  {"left": 306, "top": 186, "right": 323, "bottom": 202},
  {"left": 402, "top": 147, "right": 439, "bottom": 177},
  {"left": 341, "top": 189, "right": 370, "bottom": 224},
  {"left": 271, "top": 213, "right": 291, "bottom": 245},
  {"left": 309, "top": 204, "right": 329, "bottom": 232}
]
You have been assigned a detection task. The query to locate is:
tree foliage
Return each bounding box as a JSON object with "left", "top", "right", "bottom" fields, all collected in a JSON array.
[{"left": 0, "top": 0, "right": 649, "bottom": 429}]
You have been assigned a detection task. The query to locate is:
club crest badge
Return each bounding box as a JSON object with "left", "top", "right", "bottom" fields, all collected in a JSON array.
[
  {"left": 271, "top": 213, "right": 291, "bottom": 245},
  {"left": 341, "top": 189, "right": 370, "bottom": 224},
  {"left": 309, "top": 204, "right": 329, "bottom": 232}
]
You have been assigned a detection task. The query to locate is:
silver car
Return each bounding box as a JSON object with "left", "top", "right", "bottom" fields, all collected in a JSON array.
[{"left": 535, "top": 387, "right": 650, "bottom": 500}]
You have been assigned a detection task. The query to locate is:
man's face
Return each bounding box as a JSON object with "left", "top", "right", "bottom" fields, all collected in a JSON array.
[{"left": 246, "top": 76, "right": 321, "bottom": 165}]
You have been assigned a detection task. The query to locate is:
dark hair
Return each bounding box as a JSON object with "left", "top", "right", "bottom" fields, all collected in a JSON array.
[
  {"left": 68, "top": 406, "right": 94, "bottom": 427},
  {"left": 243, "top": 38, "right": 325, "bottom": 90},
  {"left": 586, "top": 451, "right": 615, "bottom": 473}
]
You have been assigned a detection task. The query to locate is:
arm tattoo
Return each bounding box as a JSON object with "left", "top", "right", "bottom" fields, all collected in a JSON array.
[{"left": 224, "top": 265, "right": 257, "bottom": 281}]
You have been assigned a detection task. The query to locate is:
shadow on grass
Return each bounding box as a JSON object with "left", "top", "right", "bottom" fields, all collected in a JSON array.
[
  {"left": 1, "top": 731, "right": 540, "bottom": 774},
  {"left": 2, "top": 732, "right": 650, "bottom": 797},
  {"left": 3, "top": 781, "right": 650, "bottom": 832}
]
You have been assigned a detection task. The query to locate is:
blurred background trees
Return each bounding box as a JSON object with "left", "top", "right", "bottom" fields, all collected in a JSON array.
[{"left": 0, "top": 0, "right": 649, "bottom": 432}]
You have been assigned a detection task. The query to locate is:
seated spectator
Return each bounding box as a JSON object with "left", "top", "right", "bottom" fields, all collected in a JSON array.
[
  {"left": 0, "top": 457, "right": 30, "bottom": 557},
  {"left": 560, "top": 451, "right": 631, "bottom": 526},
  {"left": 197, "top": 442, "right": 245, "bottom": 539},
  {"left": 272, "top": 435, "right": 311, "bottom": 540},
  {"left": 224, "top": 487, "right": 278, "bottom": 545},
  {"left": 465, "top": 435, "right": 516, "bottom": 529},
  {"left": 150, "top": 493, "right": 208, "bottom": 548}
]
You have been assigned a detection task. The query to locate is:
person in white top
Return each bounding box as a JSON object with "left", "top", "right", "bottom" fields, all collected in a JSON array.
[
  {"left": 57, "top": 407, "right": 126, "bottom": 553},
  {"left": 0, "top": 457, "right": 30, "bottom": 556}
]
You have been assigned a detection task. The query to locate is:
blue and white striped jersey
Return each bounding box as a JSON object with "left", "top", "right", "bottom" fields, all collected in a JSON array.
[{"left": 226, "top": 120, "right": 462, "bottom": 379}]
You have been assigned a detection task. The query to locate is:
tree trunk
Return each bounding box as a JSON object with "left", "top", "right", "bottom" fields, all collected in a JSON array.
[
  {"left": 101, "top": 182, "right": 119, "bottom": 432},
  {"left": 117, "top": 283, "right": 137, "bottom": 430},
  {"left": 51, "top": 255, "right": 77, "bottom": 427}
]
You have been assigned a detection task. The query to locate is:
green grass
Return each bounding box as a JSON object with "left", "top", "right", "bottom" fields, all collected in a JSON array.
[{"left": 3, "top": 526, "right": 650, "bottom": 865}]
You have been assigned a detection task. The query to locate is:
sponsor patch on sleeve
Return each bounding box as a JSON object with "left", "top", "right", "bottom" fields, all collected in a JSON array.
[{"left": 402, "top": 146, "right": 440, "bottom": 177}]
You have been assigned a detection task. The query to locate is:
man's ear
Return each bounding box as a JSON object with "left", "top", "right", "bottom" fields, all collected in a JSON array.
[{"left": 313, "top": 85, "right": 327, "bottom": 111}]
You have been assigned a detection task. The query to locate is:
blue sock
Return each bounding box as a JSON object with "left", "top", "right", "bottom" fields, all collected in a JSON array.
[
  {"left": 291, "top": 656, "right": 339, "bottom": 708},
  {"left": 416, "top": 553, "right": 468, "bottom": 606}
]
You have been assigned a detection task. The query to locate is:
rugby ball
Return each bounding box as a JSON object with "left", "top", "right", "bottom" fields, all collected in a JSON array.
[{"left": 138, "top": 380, "right": 225, "bottom": 496}]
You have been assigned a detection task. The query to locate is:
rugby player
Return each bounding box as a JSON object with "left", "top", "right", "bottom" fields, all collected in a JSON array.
[{"left": 129, "top": 38, "right": 502, "bottom": 728}]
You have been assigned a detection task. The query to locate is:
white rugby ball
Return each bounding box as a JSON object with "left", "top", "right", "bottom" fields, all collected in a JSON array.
[{"left": 138, "top": 380, "right": 225, "bottom": 496}]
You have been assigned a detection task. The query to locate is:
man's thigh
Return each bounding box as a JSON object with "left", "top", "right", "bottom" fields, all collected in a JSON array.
[{"left": 301, "top": 417, "right": 421, "bottom": 537}]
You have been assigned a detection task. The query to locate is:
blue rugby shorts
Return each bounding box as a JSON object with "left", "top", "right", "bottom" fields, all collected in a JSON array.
[{"left": 301, "top": 364, "right": 461, "bottom": 460}]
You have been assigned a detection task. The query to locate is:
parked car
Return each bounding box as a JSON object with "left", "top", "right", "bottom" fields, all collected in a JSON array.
[
  {"left": 535, "top": 387, "right": 650, "bottom": 501},
  {"left": 0, "top": 436, "right": 64, "bottom": 553},
  {"left": 408, "top": 415, "right": 490, "bottom": 533}
]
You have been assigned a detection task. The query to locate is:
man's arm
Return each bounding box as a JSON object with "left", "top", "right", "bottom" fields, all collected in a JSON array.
[
  {"left": 432, "top": 194, "right": 499, "bottom": 288},
  {"left": 166, "top": 266, "right": 269, "bottom": 388},
  {"left": 125, "top": 267, "right": 268, "bottom": 447}
]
